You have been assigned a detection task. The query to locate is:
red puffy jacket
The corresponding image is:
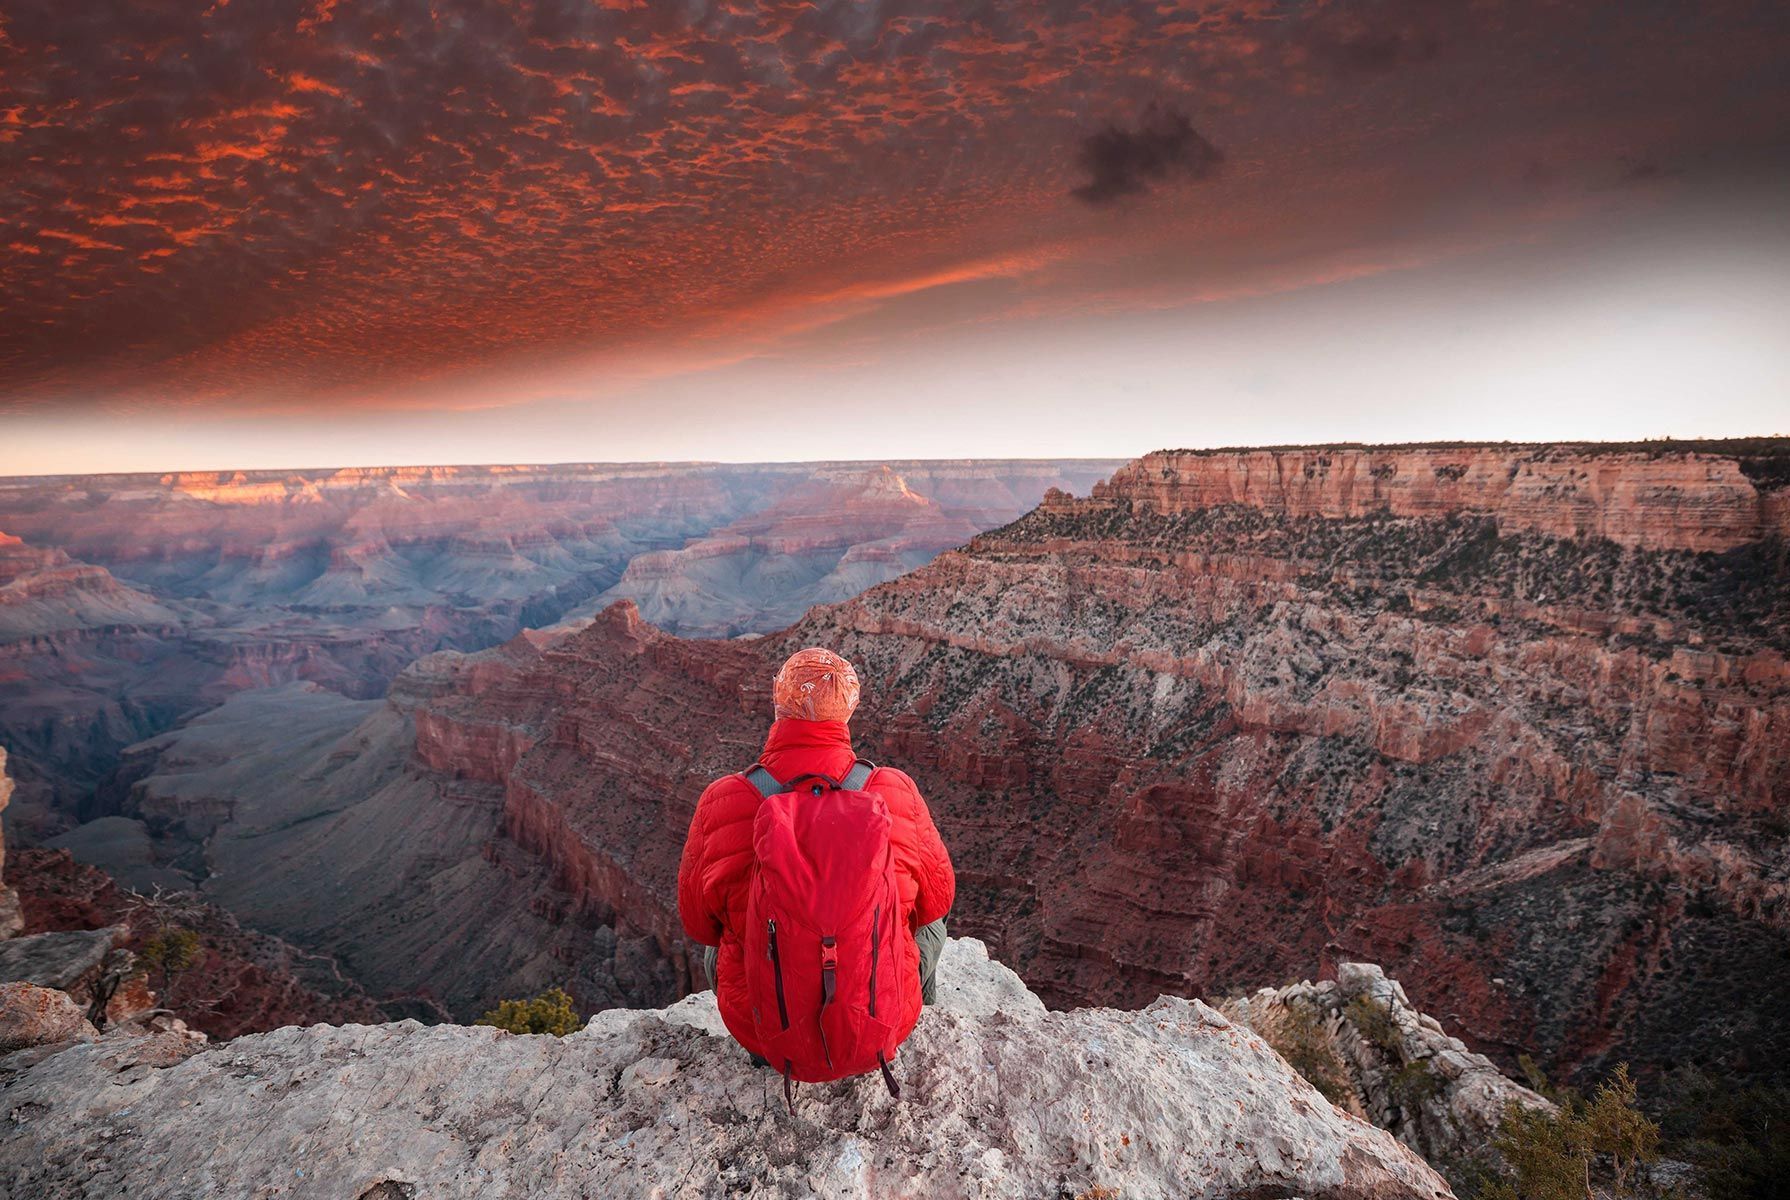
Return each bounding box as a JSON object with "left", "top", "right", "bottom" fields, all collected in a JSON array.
[{"left": 676, "top": 717, "right": 955, "bottom": 1059}]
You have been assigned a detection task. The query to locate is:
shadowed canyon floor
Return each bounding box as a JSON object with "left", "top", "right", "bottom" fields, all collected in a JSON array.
[{"left": 75, "top": 442, "right": 1790, "bottom": 1092}]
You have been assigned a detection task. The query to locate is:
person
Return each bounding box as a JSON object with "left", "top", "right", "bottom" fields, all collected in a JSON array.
[{"left": 676, "top": 646, "right": 954, "bottom": 1076}]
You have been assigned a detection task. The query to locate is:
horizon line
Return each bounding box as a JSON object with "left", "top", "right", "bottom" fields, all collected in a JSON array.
[{"left": 3, "top": 435, "right": 1786, "bottom": 484}]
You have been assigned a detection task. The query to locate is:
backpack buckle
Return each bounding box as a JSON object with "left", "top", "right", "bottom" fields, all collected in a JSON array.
[
  {"left": 783, "top": 772, "right": 840, "bottom": 797},
  {"left": 820, "top": 936, "right": 838, "bottom": 1005}
]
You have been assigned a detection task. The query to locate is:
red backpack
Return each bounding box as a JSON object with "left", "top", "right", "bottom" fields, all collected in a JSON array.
[{"left": 741, "top": 759, "right": 909, "bottom": 1109}]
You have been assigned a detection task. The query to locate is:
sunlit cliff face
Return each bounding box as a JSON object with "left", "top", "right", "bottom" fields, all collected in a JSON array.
[{"left": 3, "top": 0, "right": 1789, "bottom": 472}]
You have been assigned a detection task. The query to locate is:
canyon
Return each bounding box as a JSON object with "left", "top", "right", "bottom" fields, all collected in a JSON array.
[
  {"left": 2, "top": 745, "right": 383, "bottom": 1041},
  {"left": 73, "top": 441, "right": 1790, "bottom": 1094},
  {"left": 0, "top": 459, "right": 1116, "bottom": 835},
  {"left": 585, "top": 463, "right": 1039, "bottom": 637}
]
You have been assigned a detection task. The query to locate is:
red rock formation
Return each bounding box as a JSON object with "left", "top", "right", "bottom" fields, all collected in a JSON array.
[
  {"left": 1093, "top": 445, "right": 1790, "bottom": 552},
  {"left": 0, "top": 747, "right": 23, "bottom": 938},
  {"left": 378, "top": 440, "right": 1788, "bottom": 1088},
  {"left": 4, "top": 848, "right": 382, "bottom": 1039},
  {"left": 0, "top": 982, "right": 96, "bottom": 1053}
]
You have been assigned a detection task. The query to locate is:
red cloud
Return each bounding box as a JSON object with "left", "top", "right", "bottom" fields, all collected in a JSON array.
[{"left": 1, "top": 0, "right": 1786, "bottom": 413}]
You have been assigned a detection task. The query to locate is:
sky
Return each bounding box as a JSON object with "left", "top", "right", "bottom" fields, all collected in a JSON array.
[{"left": 3, "top": 0, "right": 1789, "bottom": 475}]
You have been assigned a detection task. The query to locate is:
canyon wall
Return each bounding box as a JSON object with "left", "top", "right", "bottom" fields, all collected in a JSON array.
[
  {"left": 355, "top": 441, "right": 1789, "bottom": 1086},
  {"left": 58, "top": 442, "right": 1789, "bottom": 1090},
  {"left": 92, "top": 679, "right": 679, "bottom": 1021},
  {"left": 1087, "top": 444, "right": 1790, "bottom": 551},
  {"left": 582, "top": 463, "right": 1107, "bottom": 636}
]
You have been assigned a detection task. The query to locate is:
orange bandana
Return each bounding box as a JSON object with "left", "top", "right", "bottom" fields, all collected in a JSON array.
[{"left": 771, "top": 647, "right": 861, "bottom": 723}]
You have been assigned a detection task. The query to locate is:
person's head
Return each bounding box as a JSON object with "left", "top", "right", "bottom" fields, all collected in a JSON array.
[{"left": 772, "top": 647, "right": 860, "bottom": 723}]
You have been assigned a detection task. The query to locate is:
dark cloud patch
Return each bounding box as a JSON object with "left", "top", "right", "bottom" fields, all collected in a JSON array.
[
  {"left": 1319, "top": 27, "right": 1440, "bottom": 75},
  {"left": 1071, "top": 104, "right": 1223, "bottom": 206},
  {"left": 1615, "top": 158, "right": 1686, "bottom": 186}
]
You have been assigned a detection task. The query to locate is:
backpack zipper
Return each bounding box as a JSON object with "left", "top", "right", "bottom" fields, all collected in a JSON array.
[
  {"left": 767, "top": 919, "right": 790, "bottom": 1030},
  {"left": 868, "top": 905, "right": 881, "bottom": 1017},
  {"left": 818, "top": 935, "right": 838, "bottom": 1071}
]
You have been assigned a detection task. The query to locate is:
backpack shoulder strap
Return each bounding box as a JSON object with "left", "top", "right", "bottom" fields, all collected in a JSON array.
[
  {"left": 745, "top": 760, "right": 873, "bottom": 794},
  {"left": 742, "top": 764, "right": 783, "bottom": 798}
]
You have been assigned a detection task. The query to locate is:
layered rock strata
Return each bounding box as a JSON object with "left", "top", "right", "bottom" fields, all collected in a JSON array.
[
  {"left": 348, "top": 441, "right": 1790, "bottom": 1089},
  {"left": 1086, "top": 443, "right": 1790, "bottom": 551},
  {"left": 586, "top": 464, "right": 1066, "bottom": 636},
  {"left": 90, "top": 681, "right": 676, "bottom": 1021},
  {"left": 79, "top": 442, "right": 1790, "bottom": 1090}
]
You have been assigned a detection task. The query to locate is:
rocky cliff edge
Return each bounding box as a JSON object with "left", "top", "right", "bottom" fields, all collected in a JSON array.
[{"left": 0, "top": 938, "right": 1450, "bottom": 1200}]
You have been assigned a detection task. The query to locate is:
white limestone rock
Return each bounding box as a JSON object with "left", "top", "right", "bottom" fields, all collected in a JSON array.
[
  {"left": 1227, "top": 960, "right": 1551, "bottom": 1174},
  {"left": 933, "top": 935, "right": 1046, "bottom": 1019},
  {"left": 0, "top": 940, "right": 1450, "bottom": 1199}
]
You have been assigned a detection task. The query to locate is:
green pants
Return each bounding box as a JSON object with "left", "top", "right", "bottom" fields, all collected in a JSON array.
[
  {"left": 700, "top": 917, "right": 948, "bottom": 1005},
  {"left": 914, "top": 917, "right": 946, "bottom": 1006}
]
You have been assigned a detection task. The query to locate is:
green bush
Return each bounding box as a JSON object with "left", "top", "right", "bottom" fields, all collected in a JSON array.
[
  {"left": 1489, "top": 1064, "right": 1658, "bottom": 1200},
  {"left": 139, "top": 927, "right": 202, "bottom": 1001},
  {"left": 1657, "top": 1070, "right": 1790, "bottom": 1200},
  {"left": 1267, "top": 1003, "right": 1359, "bottom": 1112},
  {"left": 1344, "top": 993, "right": 1402, "bottom": 1054},
  {"left": 1488, "top": 1099, "right": 1584, "bottom": 1200},
  {"left": 1583, "top": 1066, "right": 1659, "bottom": 1194},
  {"left": 476, "top": 987, "right": 581, "bottom": 1036}
]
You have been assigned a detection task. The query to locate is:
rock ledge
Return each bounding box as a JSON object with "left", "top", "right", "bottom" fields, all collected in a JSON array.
[{"left": 0, "top": 939, "right": 1449, "bottom": 1199}]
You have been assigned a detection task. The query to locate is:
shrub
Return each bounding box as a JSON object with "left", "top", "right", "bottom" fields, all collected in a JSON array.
[
  {"left": 139, "top": 927, "right": 201, "bottom": 1002},
  {"left": 1344, "top": 993, "right": 1402, "bottom": 1055},
  {"left": 1492, "top": 1095, "right": 1586, "bottom": 1200},
  {"left": 1490, "top": 1063, "right": 1659, "bottom": 1200},
  {"left": 1269, "top": 1003, "right": 1360, "bottom": 1113},
  {"left": 476, "top": 987, "right": 581, "bottom": 1036},
  {"left": 1583, "top": 1066, "right": 1659, "bottom": 1194},
  {"left": 1657, "top": 1070, "right": 1790, "bottom": 1200},
  {"left": 1389, "top": 1060, "right": 1446, "bottom": 1110}
]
